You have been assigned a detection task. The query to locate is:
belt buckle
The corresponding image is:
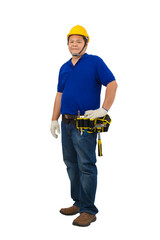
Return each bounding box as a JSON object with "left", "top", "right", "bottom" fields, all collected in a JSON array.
[
  {"left": 64, "top": 114, "right": 76, "bottom": 120},
  {"left": 65, "top": 114, "right": 69, "bottom": 119}
]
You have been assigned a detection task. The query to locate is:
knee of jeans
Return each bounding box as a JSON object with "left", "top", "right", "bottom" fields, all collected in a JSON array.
[
  {"left": 79, "top": 162, "right": 97, "bottom": 175},
  {"left": 63, "top": 158, "right": 78, "bottom": 168}
]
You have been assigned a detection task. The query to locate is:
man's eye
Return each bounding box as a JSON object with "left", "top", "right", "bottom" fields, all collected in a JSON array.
[{"left": 69, "top": 41, "right": 82, "bottom": 44}]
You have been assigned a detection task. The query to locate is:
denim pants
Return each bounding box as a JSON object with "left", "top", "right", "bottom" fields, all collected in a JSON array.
[{"left": 61, "top": 120, "right": 98, "bottom": 215}]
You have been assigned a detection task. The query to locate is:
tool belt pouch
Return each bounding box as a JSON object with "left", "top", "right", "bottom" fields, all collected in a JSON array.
[{"left": 75, "top": 114, "right": 111, "bottom": 133}]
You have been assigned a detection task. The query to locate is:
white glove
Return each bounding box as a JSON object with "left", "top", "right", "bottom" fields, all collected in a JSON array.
[
  {"left": 50, "top": 120, "right": 60, "bottom": 138},
  {"left": 84, "top": 108, "right": 108, "bottom": 119}
]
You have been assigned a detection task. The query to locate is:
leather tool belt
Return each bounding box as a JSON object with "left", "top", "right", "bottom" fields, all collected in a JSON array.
[
  {"left": 75, "top": 114, "right": 112, "bottom": 156},
  {"left": 62, "top": 114, "right": 111, "bottom": 132},
  {"left": 75, "top": 114, "right": 111, "bottom": 133},
  {"left": 62, "top": 114, "right": 112, "bottom": 157}
]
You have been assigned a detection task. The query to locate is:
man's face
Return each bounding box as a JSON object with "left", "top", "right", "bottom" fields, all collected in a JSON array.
[{"left": 68, "top": 35, "right": 86, "bottom": 56}]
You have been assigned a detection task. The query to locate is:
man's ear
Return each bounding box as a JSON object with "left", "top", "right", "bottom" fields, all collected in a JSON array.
[{"left": 85, "top": 42, "right": 88, "bottom": 49}]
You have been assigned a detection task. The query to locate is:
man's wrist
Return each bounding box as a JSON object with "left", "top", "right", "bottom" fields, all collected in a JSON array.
[{"left": 102, "top": 107, "right": 108, "bottom": 112}]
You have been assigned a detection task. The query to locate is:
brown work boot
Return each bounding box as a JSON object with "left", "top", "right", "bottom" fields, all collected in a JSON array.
[
  {"left": 60, "top": 205, "right": 79, "bottom": 215},
  {"left": 72, "top": 212, "right": 96, "bottom": 227}
]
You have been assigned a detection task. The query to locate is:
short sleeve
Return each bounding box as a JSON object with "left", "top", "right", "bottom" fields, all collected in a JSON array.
[
  {"left": 57, "top": 67, "right": 63, "bottom": 93},
  {"left": 96, "top": 57, "right": 115, "bottom": 86}
]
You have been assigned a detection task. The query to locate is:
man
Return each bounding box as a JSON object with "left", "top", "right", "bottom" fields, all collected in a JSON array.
[{"left": 50, "top": 25, "right": 118, "bottom": 227}]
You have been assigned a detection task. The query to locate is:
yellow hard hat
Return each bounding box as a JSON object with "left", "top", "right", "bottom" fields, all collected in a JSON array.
[{"left": 67, "top": 25, "right": 89, "bottom": 42}]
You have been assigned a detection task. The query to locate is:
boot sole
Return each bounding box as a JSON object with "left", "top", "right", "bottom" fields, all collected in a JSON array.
[
  {"left": 72, "top": 216, "right": 97, "bottom": 227},
  {"left": 60, "top": 210, "right": 79, "bottom": 216}
]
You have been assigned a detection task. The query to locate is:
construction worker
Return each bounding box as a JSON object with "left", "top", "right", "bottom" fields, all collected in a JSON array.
[{"left": 50, "top": 25, "right": 118, "bottom": 227}]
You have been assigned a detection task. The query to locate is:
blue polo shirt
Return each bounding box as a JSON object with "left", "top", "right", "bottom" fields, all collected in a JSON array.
[{"left": 57, "top": 53, "right": 115, "bottom": 115}]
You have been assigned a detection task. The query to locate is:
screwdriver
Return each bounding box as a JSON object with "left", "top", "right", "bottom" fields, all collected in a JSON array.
[{"left": 98, "top": 132, "right": 103, "bottom": 156}]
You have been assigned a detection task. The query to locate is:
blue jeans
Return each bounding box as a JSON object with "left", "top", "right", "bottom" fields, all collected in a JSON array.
[{"left": 61, "top": 120, "right": 98, "bottom": 215}]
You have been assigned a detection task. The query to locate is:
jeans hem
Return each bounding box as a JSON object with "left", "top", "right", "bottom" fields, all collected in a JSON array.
[
  {"left": 73, "top": 203, "right": 80, "bottom": 208},
  {"left": 80, "top": 210, "right": 98, "bottom": 215}
]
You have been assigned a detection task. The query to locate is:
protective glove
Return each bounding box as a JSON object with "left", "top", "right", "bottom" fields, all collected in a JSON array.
[
  {"left": 50, "top": 120, "right": 60, "bottom": 138},
  {"left": 84, "top": 108, "right": 108, "bottom": 119}
]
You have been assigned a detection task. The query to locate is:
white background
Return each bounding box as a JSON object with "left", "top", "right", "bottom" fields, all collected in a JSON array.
[{"left": 0, "top": 0, "right": 160, "bottom": 239}]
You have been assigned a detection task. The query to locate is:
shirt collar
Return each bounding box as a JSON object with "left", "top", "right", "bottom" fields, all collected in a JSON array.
[
  {"left": 81, "top": 53, "right": 88, "bottom": 59},
  {"left": 67, "top": 53, "right": 88, "bottom": 66}
]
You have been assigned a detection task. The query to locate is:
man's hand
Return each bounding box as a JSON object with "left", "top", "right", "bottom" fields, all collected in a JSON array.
[
  {"left": 84, "top": 108, "right": 108, "bottom": 119},
  {"left": 50, "top": 120, "right": 60, "bottom": 138}
]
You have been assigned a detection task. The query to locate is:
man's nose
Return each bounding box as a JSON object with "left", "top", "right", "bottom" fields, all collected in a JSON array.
[{"left": 72, "top": 42, "right": 78, "bottom": 46}]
